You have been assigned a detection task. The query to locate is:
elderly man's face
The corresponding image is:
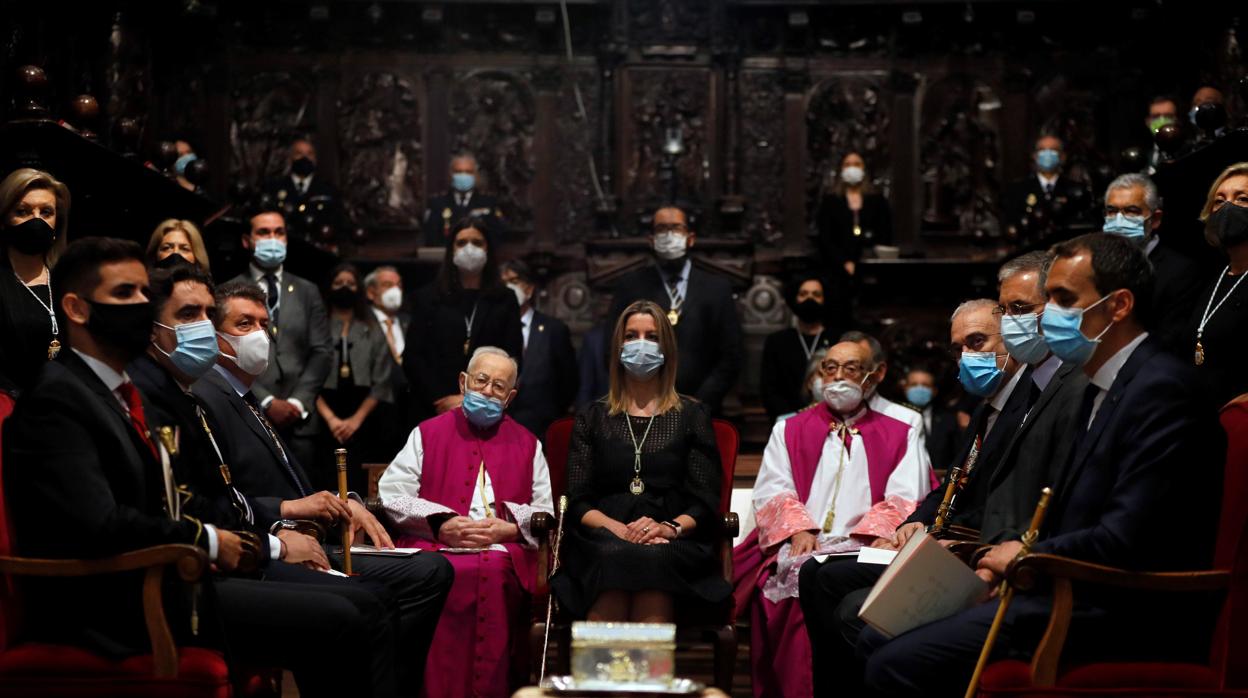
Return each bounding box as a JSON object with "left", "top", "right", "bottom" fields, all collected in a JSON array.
[
  {"left": 999, "top": 271, "right": 1046, "bottom": 318},
  {"left": 818, "top": 341, "right": 874, "bottom": 390},
  {"left": 1105, "top": 185, "right": 1159, "bottom": 234},
  {"left": 950, "top": 305, "right": 1004, "bottom": 358},
  {"left": 460, "top": 352, "right": 518, "bottom": 405}
]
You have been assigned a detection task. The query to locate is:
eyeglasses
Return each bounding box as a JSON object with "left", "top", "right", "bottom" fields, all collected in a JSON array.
[
  {"left": 994, "top": 302, "right": 1043, "bottom": 316},
  {"left": 948, "top": 332, "right": 1001, "bottom": 357},
  {"left": 818, "top": 360, "right": 870, "bottom": 379},
  {"left": 466, "top": 372, "right": 510, "bottom": 395}
]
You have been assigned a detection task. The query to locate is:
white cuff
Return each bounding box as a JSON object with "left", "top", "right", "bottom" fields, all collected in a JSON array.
[
  {"left": 287, "top": 398, "right": 307, "bottom": 420},
  {"left": 269, "top": 533, "right": 283, "bottom": 560},
  {"left": 260, "top": 395, "right": 275, "bottom": 409},
  {"left": 204, "top": 524, "right": 219, "bottom": 562}
]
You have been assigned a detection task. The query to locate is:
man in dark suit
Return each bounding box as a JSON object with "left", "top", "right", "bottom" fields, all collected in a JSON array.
[
  {"left": 500, "top": 259, "right": 578, "bottom": 438},
  {"left": 856, "top": 233, "right": 1225, "bottom": 697},
  {"left": 229, "top": 207, "right": 332, "bottom": 476},
  {"left": 421, "top": 154, "right": 506, "bottom": 247},
  {"left": 1101, "top": 172, "right": 1204, "bottom": 355},
  {"left": 899, "top": 365, "right": 960, "bottom": 471},
  {"left": 607, "top": 205, "right": 744, "bottom": 414},
  {"left": 2, "top": 238, "right": 399, "bottom": 696},
  {"left": 1003, "top": 134, "right": 1096, "bottom": 249},
  {"left": 195, "top": 280, "right": 454, "bottom": 694},
  {"left": 261, "top": 137, "right": 347, "bottom": 244},
  {"left": 365, "top": 264, "right": 414, "bottom": 447},
  {"left": 130, "top": 263, "right": 412, "bottom": 696}
]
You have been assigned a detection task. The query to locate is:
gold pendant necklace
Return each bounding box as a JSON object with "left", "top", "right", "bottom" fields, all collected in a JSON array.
[
  {"left": 625, "top": 411, "right": 657, "bottom": 496},
  {"left": 14, "top": 267, "right": 59, "bottom": 359}
]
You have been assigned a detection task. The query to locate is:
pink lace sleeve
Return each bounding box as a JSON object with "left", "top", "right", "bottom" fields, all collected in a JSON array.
[
  {"left": 849, "top": 494, "right": 917, "bottom": 540},
  {"left": 755, "top": 491, "right": 818, "bottom": 550},
  {"left": 382, "top": 496, "right": 458, "bottom": 541}
]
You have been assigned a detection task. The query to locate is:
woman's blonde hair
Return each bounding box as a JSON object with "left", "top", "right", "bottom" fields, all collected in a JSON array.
[
  {"left": 0, "top": 168, "right": 71, "bottom": 265},
  {"left": 147, "top": 219, "right": 211, "bottom": 275},
  {"left": 605, "top": 300, "right": 682, "bottom": 416}
]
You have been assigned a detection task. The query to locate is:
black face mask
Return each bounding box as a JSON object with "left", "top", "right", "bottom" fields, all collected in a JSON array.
[
  {"left": 1205, "top": 203, "right": 1248, "bottom": 250},
  {"left": 86, "top": 300, "right": 155, "bottom": 359},
  {"left": 5, "top": 217, "right": 57, "bottom": 256},
  {"left": 154, "top": 254, "right": 195, "bottom": 271},
  {"left": 329, "top": 287, "right": 357, "bottom": 309},
  {"left": 291, "top": 157, "right": 316, "bottom": 177},
  {"left": 793, "top": 299, "right": 825, "bottom": 324}
]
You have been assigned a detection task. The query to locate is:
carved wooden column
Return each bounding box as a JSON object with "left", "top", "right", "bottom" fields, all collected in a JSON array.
[
  {"left": 1001, "top": 67, "right": 1032, "bottom": 184},
  {"left": 781, "top": 64, "right": 809, "bottom": 251},
  {"left": 424, "top": 66, "right": 451, "bottom": 201},
  {"left": 889, "top": 70, "right": 920, "bottom": 247},
  {"left": 531, "top": 66, "right": 560, "bottom": 248}
]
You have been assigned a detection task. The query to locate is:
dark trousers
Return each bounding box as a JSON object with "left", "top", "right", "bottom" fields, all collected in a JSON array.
[
  {"left": 214, "top": 563, "right": 398, "bottom": 697},
  {"left": 797, "top": 557, "right": 885, "bottom": 696}
]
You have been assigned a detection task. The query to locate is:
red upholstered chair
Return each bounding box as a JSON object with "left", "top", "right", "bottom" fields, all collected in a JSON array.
[
  {"left": 977, "top": 399, "right": 1248, "bottom": 698},
  {"left": 0, "top": 390, "right": 233, "bottom": 698},
  {"left": 531, "top": 416, "right": 741, "bottom": 690}
]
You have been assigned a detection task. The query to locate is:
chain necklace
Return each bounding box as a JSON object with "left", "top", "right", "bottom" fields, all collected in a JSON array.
[
  {"left": 14, "top": 267, "right": 59, "bottom": 359},
  {"left": 625, "top": 412, "right": 657, "bottom": 495},
  {"left": 1195, "top": 266, "right": 1247, "bottom": 366}
]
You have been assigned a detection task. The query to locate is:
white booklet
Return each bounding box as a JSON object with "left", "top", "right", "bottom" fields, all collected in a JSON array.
[
  {"left": 338, "top": 545, "right": 423, "bottom": 557},
  {"left": 812, "top": 547, "right": 899, "bottom": 566},
  {"left": 858, "top": 529, "right": 987, "bottom": 638}
]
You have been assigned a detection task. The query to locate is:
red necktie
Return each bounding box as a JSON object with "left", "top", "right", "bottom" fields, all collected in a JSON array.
[{"left": 117, "top": 382, "right": 158, "bottom": 460}]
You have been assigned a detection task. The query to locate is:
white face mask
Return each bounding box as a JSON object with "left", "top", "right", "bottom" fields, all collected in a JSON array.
[
  {"left": 506, "top": 282, "right": 531, "bottom": 308},
  {"left": 452, "top": 244, "right": 488, "bottom": 273},
  {"left": 841, "top": 166, "right": 866, "bottom": 185},
  {"left": 822, "top": 378, "right": 865, "bottom": 414},
  {"left": 380, "top": 286, "right": 403, "bottom": 312},
  {"left": 653, "top": 232, "right": 689, "bottom": 261},
  {"left": 218, "top": 329, "right": 271, "bottom": 377}
]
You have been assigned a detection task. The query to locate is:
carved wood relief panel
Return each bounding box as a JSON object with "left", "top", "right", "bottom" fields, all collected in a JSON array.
[
  {"left": 552, "top": 68, "right": 603, "bottom": 244},
  {"left": 918, "top": 72, "right": 1003, "bottom": 240},
  {"left": 228, "top": 71, "right": 317, "bottom": 188},
  {"left": 805, "top": 73, "right": 892, "bottom": 224},
  {"left": 449, "top": 69, "right": 537, "bottom": 232},
  {"left": 337, "top": 70, "right": 424, "bottom": 228},
  {"left": 738, "top": 70, "right": 786, "bottom": 246}
]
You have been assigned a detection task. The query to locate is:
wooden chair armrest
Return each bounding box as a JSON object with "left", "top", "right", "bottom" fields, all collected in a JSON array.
[
  {"left": 1007, "top": 553, "right": 1231, "bottom": 594},
  {"left": 722, "top": 512, "right": 739, "bottom": 539},
  {"left": 946, "top": 541, "right": 982, "bottom": 563},
  {"left": 0, "top": 544, "right": 209, "bottom": 679},
  {"left": 532, "top": 512, "right": 553, "bottom": 538}
]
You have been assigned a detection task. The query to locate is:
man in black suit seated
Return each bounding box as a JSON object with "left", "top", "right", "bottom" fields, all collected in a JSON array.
[
  {"left": 799, "top": 249, "right": 1085, "bottom": 695},
  {"left": 1003, "top": 134, "right": 1096, "bottom": 249},
  {"left": 855, "top": 233, "right": 1225, "bottom": 697},
  {"left": 261, "top": 137, "right": 347, "bottom": 243},
  {"left": 899, "top": 364, "right": 960, "bottom": 471},
  {"left": 607, "top": 205, "right": 744, "bottom": 414},
  {"left": 2, "top": 238, "right": 399, "bottom": 696},
  {"left": 229, "top": 207, "right": 333, "bottom": 476},
  {"left": 499, "top": 259, "right": 578, "bottom": 438},
  {"left": 1101, "top": 173, "right": 1203, "bottom": 355},
  {"left": 194, "top": 279, "right": 454, "bottom": 694},
  {"left": 421, "top": 154, "right": 506, "bottom": 247}
]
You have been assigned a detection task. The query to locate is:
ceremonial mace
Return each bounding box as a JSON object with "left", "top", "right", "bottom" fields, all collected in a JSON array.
[
  {"left": 539, "top": 495, "right": 569, "bottom": 684},
  {"left": 931, "top": 463, "right": 967, "bottom": 534},
  {"left": 336, "top": 448, "right": 352, "bottom": 575},
  {"left": 964, "top": 487, "right": 1052, "bottom": 698}
]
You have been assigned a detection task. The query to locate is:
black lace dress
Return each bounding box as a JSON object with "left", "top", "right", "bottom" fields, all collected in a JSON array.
[{"left": 550, "top": 397, "right": 731, "bottom": 617}]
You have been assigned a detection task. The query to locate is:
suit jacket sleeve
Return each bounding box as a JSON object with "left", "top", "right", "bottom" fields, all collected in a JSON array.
[
  {"left": 291, "top": 285, "right": 333, "bottom": 409},
  {"left": 553, "top": 321, "right": 580, "bottom": 415},
  {"left": 499, "top": 293, "right": 525, "bottom": 367},
  {"left": 694, "top": 282, "right": 744, "bottom": 408}
]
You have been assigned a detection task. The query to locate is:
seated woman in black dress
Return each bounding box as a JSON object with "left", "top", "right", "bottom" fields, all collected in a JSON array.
[
  {"left": 551, "top": 300, "right": 730, "bottom": 622},
  {"left": 814, "top": 151, "right": 894, "bottom": 278},
  {"left": 0, "top": 168, "right": 71, "bottom": 396}
]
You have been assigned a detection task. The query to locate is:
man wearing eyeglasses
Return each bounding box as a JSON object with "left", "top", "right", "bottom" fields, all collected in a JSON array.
[
  {"left": 733, "top": 339, "right": 932, "bottom": 698},
  {"left": 379, "top": 346, "right": 553, "bottom": 698},
  {"left": 607, "top": 206, "right": 744, "bottom": 415}
]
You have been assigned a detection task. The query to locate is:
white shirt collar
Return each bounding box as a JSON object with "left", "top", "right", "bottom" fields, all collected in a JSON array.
[
  {"left": 520, "top": 306, "right": 535, "bottom": 327},
  {"left": 1031, "top": 354, "right": 1062, "bottom": 393},
  {"left": 250, "top": 263, "right": 283, "bottom": 281},
  {"left": 292, "top": 173, "right": 312, "bottom": 191},
  {"left": 991, "top": 365, "right": 1027, "bottom": 413},
  {"left": 1037, "top": 172, "right": 1059, "bottom": 188},
  {"left": 371, "top": 306, "right": 395, "bottom": 325},
  {"left": 73, "top": 348, "right": 128, "bottom": 394},
  {"left": 1144, "top": 236, "right": 1161, "bottom": 257},
  {"left": 212, "top": 363, "right": 251, "bottom": 398},
  {"left": 1090, "top": 332, "right": 1149, "bottom": 393}
]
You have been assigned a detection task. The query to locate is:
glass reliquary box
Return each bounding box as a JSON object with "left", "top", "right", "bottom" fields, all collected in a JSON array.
[{"left": 570, "top": 622, "right": 677, "bottom": 688}]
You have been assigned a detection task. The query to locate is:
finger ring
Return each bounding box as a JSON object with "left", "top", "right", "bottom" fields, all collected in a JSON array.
[{"left": 642, "top": 526, "right": 650, "bottom": 533}]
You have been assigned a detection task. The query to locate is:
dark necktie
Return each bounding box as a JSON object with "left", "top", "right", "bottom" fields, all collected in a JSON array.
[
  {"left": 117, "top": 382, "right": 159, "bottom": 460},
  {"left": 1073, "top": 384, "right": 1100, "bottom": 449},
  {"left": 263, "top": 274, "right": 279, "bottom": 325},
  {"left": 243, "top": 392, "right": 310, "bottom": 498}
]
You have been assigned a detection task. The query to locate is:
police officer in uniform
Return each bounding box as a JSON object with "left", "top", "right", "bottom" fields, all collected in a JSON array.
[{"left": 421, "top": 154, "right": 506, "bottom": 246}]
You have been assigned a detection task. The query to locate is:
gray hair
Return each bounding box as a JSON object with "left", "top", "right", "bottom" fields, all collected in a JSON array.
[
  {"left": 950, "top": 298, "right": 1000, "bottom": 324},
  {"left": 838, "top": 330, "right": 885, "bottom": 366},
  {"left": 363, "top": 265, "right": 400, "bottom": 289},
  {"left": 467, "top": 346, "right": 518, "bottom": 383},
  {"left": 998, "top": 250, "right": 1052, "bottom": 292},
  {"left": 1105, "top": 173, "right": 1161, "bottom": 211}
]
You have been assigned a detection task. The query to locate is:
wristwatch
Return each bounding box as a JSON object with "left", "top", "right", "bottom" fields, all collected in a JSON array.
[{"left": 661, "top": 520, "right": 682, "bottom": 538}]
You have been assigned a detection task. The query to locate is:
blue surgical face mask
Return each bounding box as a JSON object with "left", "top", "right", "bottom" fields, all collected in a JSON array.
[
  {"left": 174, "top": 153, "right": 198, "bottom": 176},
  {"left": 1039, "top": 295, "right": 1114, "bottom": 366},
  {"left": 154, "top": 319, "right": 220, "bottom": 380},
  {"left": 451, "top": 173, "right": 476, "bottom": 193},
  {"left": 462, "top": 388, "right": 505, "bottom": 429},
  {"left": 1001, "top": 312, "right": 1050, "bottom": 365},
  {"left": 958, "top": 351, "right": 1008, "bottom": 397},
  {"left": 1103, "top": 213, "right": 1148, "bottom": 243},
  {"left": 905, "top": 385, "right": 934, "bottom": 408},
  {"left": 1035, "top": 148, "right": 1061, "bottom": 173},
  {"left": 253, "top": 238, "right": 287, "bottom": 268},
  {"left": 620, "top": 339, "right": 665, "bottom": 380}
]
